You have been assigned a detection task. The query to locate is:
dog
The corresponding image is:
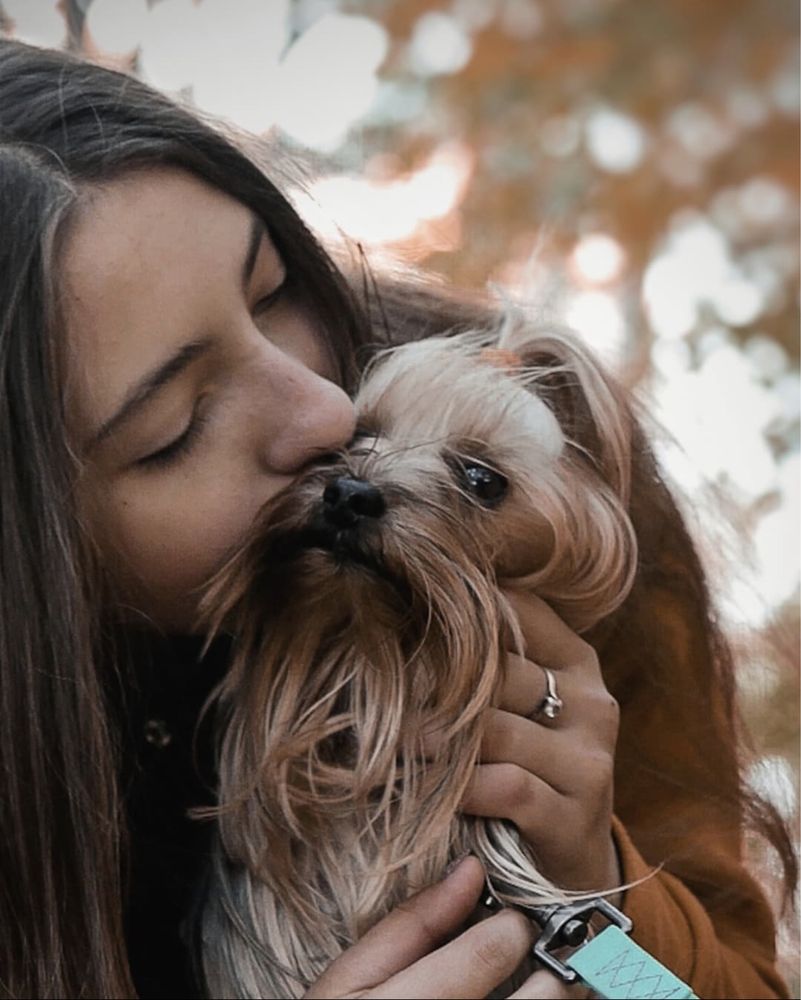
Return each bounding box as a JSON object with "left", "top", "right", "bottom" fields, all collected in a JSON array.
[{"left": 195, "top": 321, "right": 637, "bottom": 998}]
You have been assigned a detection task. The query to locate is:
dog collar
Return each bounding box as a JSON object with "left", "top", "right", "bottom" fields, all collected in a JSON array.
[
  {"left": 565, "top": 924, "right": 699, "bottom": 999},
  {"left": 483, "top": 885, "right": 699, "bottom": 999}
]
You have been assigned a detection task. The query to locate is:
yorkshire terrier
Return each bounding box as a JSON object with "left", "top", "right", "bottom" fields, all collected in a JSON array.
[{"left": 196, "top": 321, "right": 638, "bottom": 998}]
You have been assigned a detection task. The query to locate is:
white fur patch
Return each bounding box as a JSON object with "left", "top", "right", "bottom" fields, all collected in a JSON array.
[{"left": 356, "top": 335, "right": 565, "bottom": 464}]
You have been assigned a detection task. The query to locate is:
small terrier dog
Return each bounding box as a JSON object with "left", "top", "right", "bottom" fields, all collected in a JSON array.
[{"left": 197, "top": 322, "right": 638, "bottom": 998}]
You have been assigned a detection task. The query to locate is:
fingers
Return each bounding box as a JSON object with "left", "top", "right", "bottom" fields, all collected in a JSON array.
[
  {"left": 502, "top": 590, "right": 598, "bottom": 675},
  {"left": 377, "top": 907, "right": 535, "bottom": 999},
  {"left": 460, "top": 761, "right": 617, "bottom": 891},
  {"left": 478, "top": 709, "right": 576, "bottom": 793},
  {"left": 308, "top": 855, "right": 538, "bottom": 1000},
  {"left": 494, "top": 652, "right": 547, "bottom": 717},
  {"left": 509, "top": 969, "right": 591, "bottom": 999},
  {"left": 463, "top": 757, "right": 615, "bottom": 841},
  {"left": 460, "top": 761, "right": 563, "bottom": 829},
  {"left": 480, "top": 707, "right": 618, "bottom": 796},
  {"left": 494, "top": 658, "right": 618, "bottom": 744},
  {"left": 306, "top": 855, "right": 485, "bottom": 998}
]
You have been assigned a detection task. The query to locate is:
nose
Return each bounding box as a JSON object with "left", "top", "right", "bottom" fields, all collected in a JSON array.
[
  {"left": 322, "top": 477, "right": 385, "bottom": 529},
  {"left": 257, "top": 350, "right": 357, "bottom": 474}
]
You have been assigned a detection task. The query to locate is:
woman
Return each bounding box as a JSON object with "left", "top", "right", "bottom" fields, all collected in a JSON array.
[{"left": 0, "top": 39, "right": 793, "bottom": 999}]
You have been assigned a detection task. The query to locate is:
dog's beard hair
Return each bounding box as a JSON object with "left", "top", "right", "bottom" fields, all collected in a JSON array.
[
  {"left": 196, "top": 328, "right": 638, "bottom": 999},
  {"left": 198, "top": 480, "right": 528, "bottom": 997}
]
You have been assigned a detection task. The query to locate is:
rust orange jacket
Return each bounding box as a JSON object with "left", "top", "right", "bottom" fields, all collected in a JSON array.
[{"left": 611, "top": 816, "right": 788, "bottom": 999}]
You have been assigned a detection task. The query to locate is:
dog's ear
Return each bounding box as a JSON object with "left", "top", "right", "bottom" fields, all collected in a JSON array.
[
  {"left": 491, "top": 321, "right": 638, "bottom": 630},
  {"left": 497, "top": 323, "right": 633, "bottom": 506}
]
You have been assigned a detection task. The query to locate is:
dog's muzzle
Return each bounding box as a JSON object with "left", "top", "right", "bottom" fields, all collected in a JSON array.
[
  {"left": 289, "top": 476, "right": 387, "bottom": 569},
  {"left": 322, "top": 476, "right": 385, "bottom": 529}
]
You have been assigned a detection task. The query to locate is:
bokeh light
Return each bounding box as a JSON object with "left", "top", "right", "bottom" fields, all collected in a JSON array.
[
  {"left": 293, "top": 141, "right": 473, "bottom": 250},
  {"left": 407, "top": 11, "right": 472, "bottom": 76},
  {"left": 585, "top": 107, "right": 648, "bottom": 174},
  {"left": 569, "top": 233, "right": 626, "bottom": 286},
  {"left": 2, "top": 0, "right": 65, "bottom": 47}
]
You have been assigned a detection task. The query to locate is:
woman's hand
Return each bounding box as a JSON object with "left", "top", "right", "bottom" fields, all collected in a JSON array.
[
  {"left": 306, "top": 855, "right": 580, "bottom": 999},
  {"left": 308, "top": 597, "right": 609, "bottom": 1000},
  {"left": 461, "top": 591, "right": 622, "bottom": 896}
]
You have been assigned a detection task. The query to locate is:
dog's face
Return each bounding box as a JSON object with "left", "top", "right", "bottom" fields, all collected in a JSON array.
[
  {"left": 202, "top": 332, "right": 632, "bottom": 629},
  {"left": 334, "top": 337, "right": 565, "bottom": 578},
  {"left": 265, "top": 336, "right": 567, "bottom": 597}
]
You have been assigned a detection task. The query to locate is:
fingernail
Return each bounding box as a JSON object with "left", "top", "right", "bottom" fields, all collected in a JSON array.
[{"left": 442, "top": 852, "right": 473, "bottom": 880}]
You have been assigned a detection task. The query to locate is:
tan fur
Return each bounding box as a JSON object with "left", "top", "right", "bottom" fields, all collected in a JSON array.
[{"left": 196, "top": 323, "right": 637, "bottom": 998}]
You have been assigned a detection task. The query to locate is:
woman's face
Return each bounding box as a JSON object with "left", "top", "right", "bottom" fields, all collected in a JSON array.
[{"left": 64, "top": 167, "right": 356, "bottom": 633}]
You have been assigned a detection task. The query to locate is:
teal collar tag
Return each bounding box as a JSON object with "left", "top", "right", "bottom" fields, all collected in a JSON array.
[
  {"left": 566, "top": 925, "right": 699, "bottom": 999},
  {"left": 482, "top": 881, "right": 699, "bottom": 1000}
]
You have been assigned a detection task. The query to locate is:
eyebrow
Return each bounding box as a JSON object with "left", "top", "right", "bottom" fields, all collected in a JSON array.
[
  {"left": 87, "top": 212, "right": 267, "bottom": 453},
  {"left": 87, "top": 337, "right": 214, "bottom": 451}
]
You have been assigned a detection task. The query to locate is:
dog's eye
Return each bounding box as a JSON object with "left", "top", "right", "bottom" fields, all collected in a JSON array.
[{"left": 459, "top": 461, "right": 508, "bottom": 505}]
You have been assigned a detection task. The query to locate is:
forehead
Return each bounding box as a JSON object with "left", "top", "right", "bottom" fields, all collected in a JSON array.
[{"left": 60, "top": 167, "right": 250, "bottom": 428}]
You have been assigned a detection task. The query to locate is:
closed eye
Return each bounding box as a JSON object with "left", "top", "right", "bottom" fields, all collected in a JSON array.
[
  {"left": 136, "top": 398, "right": 210, "bottom": 470},
  {"left": 255, "top": 272, "right": 293, "bottom": 314}
]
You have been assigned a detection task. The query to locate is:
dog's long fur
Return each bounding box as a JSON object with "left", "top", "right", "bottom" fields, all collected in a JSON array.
[{"left": 196, "top": 322, "right": 638, "bottom": 998}]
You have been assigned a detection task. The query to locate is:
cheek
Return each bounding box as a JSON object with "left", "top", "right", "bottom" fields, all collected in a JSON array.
[{"left": 93, "top": 474, "right": 266, "bottom": 631}]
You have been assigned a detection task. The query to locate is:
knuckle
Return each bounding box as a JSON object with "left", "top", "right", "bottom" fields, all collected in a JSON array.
[
  {"left": 481, "top": 763, "right": 536, "bottom": 820},
  {"left": 604, "top": 694, "right": 620, "bottom": 730},
  {"left": 503, "top": 762, "right": 535, "bottom": 800},
  {"left": 392, "top": 901, "right": 441, "bottom": 955},
  {"left": 585, "top": 748, "right": 615, "bottom": 788},
  {"left": 577, "top": 641, "right": 600, "bottom": 672},
  {"left": 498, "top": 721, "right": 526, "bottom": 763},
  {"left": 472, "top": 911, "right": 529, "bottom": 976},
  {"left": 589, "top": 688, "right": 619, "bottom": 724}
]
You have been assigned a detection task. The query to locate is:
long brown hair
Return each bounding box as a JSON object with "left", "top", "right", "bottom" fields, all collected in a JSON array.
[
  {"left": 0, "top": 39, "right": 372, "bottom": 999},
  {"left": 0, "top": 141, "right": 130, "bottom": 999}
]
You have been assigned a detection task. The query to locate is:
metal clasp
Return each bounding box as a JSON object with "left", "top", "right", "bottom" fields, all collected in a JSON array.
[{"left": 482, "top": 881, "right": 633, "bottom": 984}]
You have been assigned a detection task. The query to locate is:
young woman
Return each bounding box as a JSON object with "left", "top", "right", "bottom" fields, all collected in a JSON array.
[{"left": 0, "top": 39, "right": 793, "bottom": 999}]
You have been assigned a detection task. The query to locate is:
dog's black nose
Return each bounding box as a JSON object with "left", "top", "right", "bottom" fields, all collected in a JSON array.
[{"left": 322, "top": 477, "right": 385, "bottom": 528}]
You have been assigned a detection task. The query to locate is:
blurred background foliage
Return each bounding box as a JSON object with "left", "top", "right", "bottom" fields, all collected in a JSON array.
[{"left": 2, "top": 0, "right": 799, "bottom": 977}]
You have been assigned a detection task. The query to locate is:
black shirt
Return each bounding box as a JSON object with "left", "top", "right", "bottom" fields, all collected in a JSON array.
[{"left": 118, "top": 633, "right": 231, "bottom": 999}]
